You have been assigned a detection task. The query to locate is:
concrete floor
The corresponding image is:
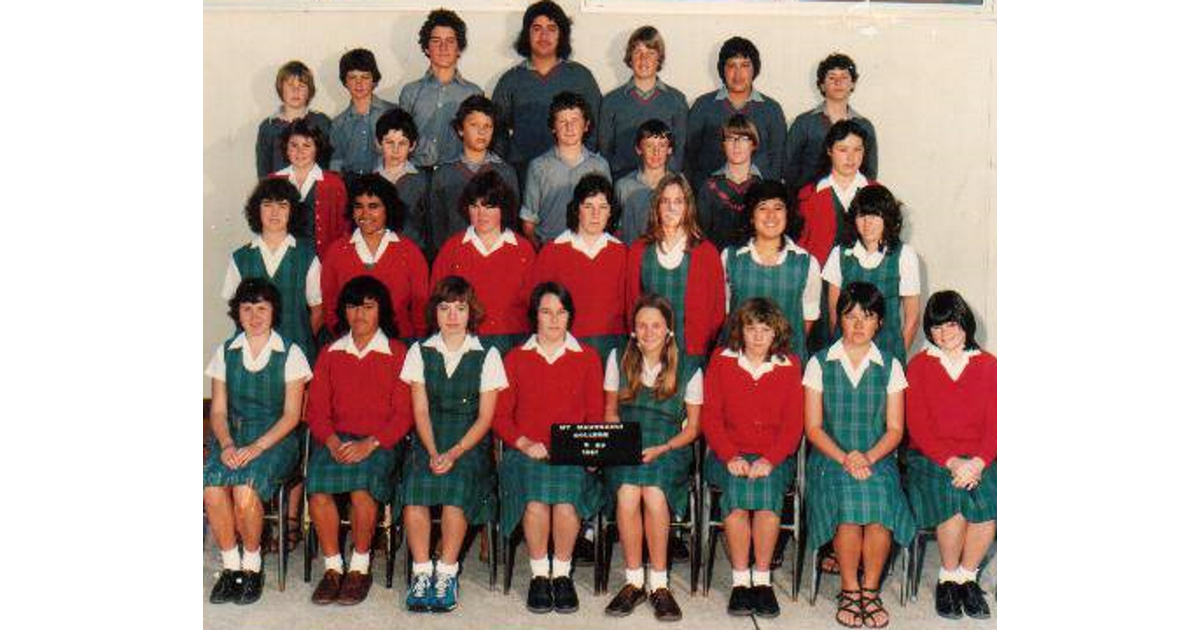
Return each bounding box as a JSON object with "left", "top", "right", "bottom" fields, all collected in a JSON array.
[{"left": 202, "top": 530, "right": 997, "bottom": 629}]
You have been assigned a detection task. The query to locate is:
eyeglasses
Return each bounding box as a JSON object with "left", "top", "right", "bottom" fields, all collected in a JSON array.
[{"left": 723, "top": 135, "right": 753, "bottom": 146}]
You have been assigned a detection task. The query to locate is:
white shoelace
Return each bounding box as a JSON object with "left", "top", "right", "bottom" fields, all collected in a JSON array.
[
  {"left": 434, "top": 572, "right": 453, "bottom": 598},
  {"left": 412, "top": 573, "right": 432, "bottom": 597}
]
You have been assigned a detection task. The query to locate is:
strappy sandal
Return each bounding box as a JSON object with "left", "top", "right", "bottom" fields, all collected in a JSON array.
[
  {"left": 860, "top": 587, "right": 889, "bottom": 629},
  {"left": 836, "top": 589, "right": 863, "bottom": 628}
]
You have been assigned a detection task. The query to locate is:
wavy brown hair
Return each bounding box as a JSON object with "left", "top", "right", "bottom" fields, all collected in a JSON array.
[
  {"left": 726, "top": 297, "right": 792, "bottom": 359},
  {"left": 643, "top": 173, "right": 704, "bottom": 249},
  {"left": 619, "top": 294, "right": 680, "bottom": 403},
  {"left": 425, "top": 275, "right": 486, "bottom": 335}
]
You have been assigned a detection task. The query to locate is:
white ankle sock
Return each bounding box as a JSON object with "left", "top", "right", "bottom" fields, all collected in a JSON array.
[
  {"left": 412, "top": 560, "right": 434, "bottom": 576},
  {"left": 241, "top": 548, "right": 262, "bottom": 573},
  {"left": 648, "top": 569, "right": 669, "bottom": 591},
  {"left": 348, "top": 551, "right": 371, "bottom": 573},
  {"left": 324, "top": 554, "right": 344, "bottom": 574},
  {"left": 530, "top": 556, "right": 550, "bottom": 578},
  {"left": 752, "top": 569, "right": 771, "bottom": 586},
  {"left": 958, "top": 566, "right": 979, "bottom": 583},
  {"left": 436, "top": 560, "right": 459, "bottom": 576},
  {"left": 731, "top": 569, "right": 751, "bottom": 588},
  {"left": 938, "top": 566, "right": 960, "bottom": 584},
  {"left": 552, "top": 557, "right": 573, "bottom": 578},
  {"left": 220, "top": 547, "right": 241, "bottom": 571},
  {"left": 625, "top": 567, "right": 645, "bottom": 588}
]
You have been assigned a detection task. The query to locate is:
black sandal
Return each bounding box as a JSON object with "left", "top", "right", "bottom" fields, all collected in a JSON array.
[
  {"left": 860, "top": 587, "right": 889, "bottom": 629},
  {"left": 836, "top": 589, "right": 863, "bottom": 628}
]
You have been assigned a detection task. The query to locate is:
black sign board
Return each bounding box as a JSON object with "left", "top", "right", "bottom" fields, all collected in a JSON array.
[{"left": 550, "top": 422, "right": 642, "bottom": 466}]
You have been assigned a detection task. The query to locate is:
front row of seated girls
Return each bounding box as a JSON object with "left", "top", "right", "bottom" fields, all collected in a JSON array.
[{"left": 204, "top": 273, "right": 994, "bottom": 625}]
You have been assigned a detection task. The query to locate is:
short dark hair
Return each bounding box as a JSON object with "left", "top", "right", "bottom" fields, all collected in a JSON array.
[
  {"left": 335, "top": 275, "right": 399, "bottom": 339},
  {"left": 515, "top": 0, "right": 572, "bottom": 59},
  {"left": 279, "top": 117, "right": 332, "bottom": 168},
  {"left": 458, "top": 169, "right": 520, "bottom": 232},
  {"left": 836, "top": 281, "right": 885, "bottom": 322},
  {"left": 817, "top": 52, "right": 859, "bottom": 95},
  {"left": 375, "top": 107, "right": 419, "bottom": 146},
  {"left": 453, "top": 94, "right": 498, "bottom": 133},
  {"left": 841, "top": 184, "right": 903, "bottom": 252},
  {"left": 547, "top": 90, "right": 591, "bottom": 131},
  {"left": 419, "top": 8, "right": 468, "bottom": 53},
  {"left": 566, "top": 174, "right": 621, "bottom": 233},
  {"left": 339, "top": 48, "right": 381, "bottom": 85},
  {"left": 741, "top": 179, "right": 799, "bottom": 249},
  {"left": 527, "top": 281, "right": 575, "bottom": 330},
  {"left": 717, "top": 36, "right": 761, "bottom": 82},
  {"left": 245, "top": 177, "right": 307, "bottom": 237},
  {"left": 346, "top": 173, "right": 407, "bottom": 233},
  {"left": 635, "top": 118, "right": 673, "bottom": 149},
  {"left": 227, "top": 277, "right": 281, "bottom": 330},
  {"left": 726, "top": 296, "right": 792, "bottom": 358},
  {"left": 425, "top": 275, "right": 486, "bottom": 335},
  {"left": 923, "top": 290, "right": 980, "bottom": 351}
]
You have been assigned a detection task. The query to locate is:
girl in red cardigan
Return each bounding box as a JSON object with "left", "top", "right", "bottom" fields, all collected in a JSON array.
[
  {"left": 903, "top": 291, "right": 996, "bottom": 621},
  {"left": 273, "top": 118, "right": 349, "bottom": 258},
  {"left": 626, "top": 173, "right": 725, "bottom": 365}
]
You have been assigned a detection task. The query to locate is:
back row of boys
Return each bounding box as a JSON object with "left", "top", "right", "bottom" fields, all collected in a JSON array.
[{"left": 257, "top": 1, "right": 879, "bottom": 254}]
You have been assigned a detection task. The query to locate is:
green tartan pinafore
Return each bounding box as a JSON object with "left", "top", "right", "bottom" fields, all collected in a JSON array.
[
  {"left": 396, "top": 346, "right": 496, "bottom": 524},
  {"left": 232, "top": 241, "right": 318, "bottom": 362},
  {"left": 305, "top": 431, "right": 397, "bottom": 502},
  {"left": 837, "top": 245, "right": 907, "bottom": 363},
  {"left": 903, "top": 450, "right": 997, "bottom": 527},
  {"left": 703, "top": 452, "right": 796, "bottom": 518},
  {"left": 579, "top": 334, "right": 626, "bottom": 372},
  {"left": 499, "top": 448, "right": 603, "bottom": 537},
  {"left": 724, "top": 244, "right": 814, "bottom": 364},
  {"left": 604, "top": 357, "right": 700, "bottom": 518},
  {"left": 804, "top": 348, "right": 915, "bottom": 550},
  {"left": 203, "top": 336, "right": 300, "bottom": 500},
  {"left": 641, "top": 246, "right": 698, "bottom": 364}
]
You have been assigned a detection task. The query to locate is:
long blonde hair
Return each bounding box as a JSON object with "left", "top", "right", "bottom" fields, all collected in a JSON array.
[{"left": 619, "top": 294, "right": 680, "bottom": 403}]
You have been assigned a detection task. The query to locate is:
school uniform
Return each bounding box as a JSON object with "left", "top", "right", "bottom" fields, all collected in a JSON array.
[
  {"left": 721, "top": 236, "right": 821, "bottom": 363},
  {"left": 203, "top": 330, "right": 312, "bottom": 500},
  {"left": 795, "top": 172, "right": 874, "bottom": 268},
  {"left": 697, "top": 164, "right": 762, "bottom": 252},
  {"left": 802, "top": 340, "right": 916, "bottom": 551},
  {"left": 428, "top": 153, "right": 521, "bottom": 256},
  {"left": 304, "top": 330, "right": 413, "bottom": 502},
  {"left": 319, "top": 228, "right": 431, "bottom": 342},
  {"left": 396, "top": 334, "right": 509, "bottom": 524},
  {"left": 255, "top": 110, "right": 332, "bottom": 177},
  {"left": 520, "top": 147, "right": 612, "bottom": 243},
  {"left": 431, "top": 227, "right": 536, "bottom": 355},
  {"left": 597, "top": 77, "right": 688, "bottom": 179},
  {"left": 397, "top": 69, "right": 484, "bottom": 169},
  {"left": 903, "top": 346, "right": 997, "bottom": 527},
  {"left": 493, "top": 334, "right": 605, "bottom": 536},
  {"left": 330, "top": 95, "right": 398, "bottom": 179},
  {"left": 613, "top": 169, "right": 667, "bottom": 246},
  {"left": 222, "top": 235, "right": 322, "bottom": 362},
  {"left": 374, "top": 160, "right": 431, "bottom": 255},
  {"left": 603, "top": 350, "right": 704, "bottom": 518},
  {"left": 532, "top": 231, "right": 628, "bottom": 364},
  {"left": 684, "top": 87, "right": 786, "bottom": 188},
  {"left": 271, "top": 164, "right": 349, "bottom": 258},
  {"left": 626, "top": 238, "right": 726, "bottom": 362},
  {"left": 822, "top": 241, "right": 921, "bottom": 363},
  {"left": 783, "top": 102, "right": 879, "bottom": 189},
  {"left": 701, "top": 348, "right": 805, "bottom": 517}
]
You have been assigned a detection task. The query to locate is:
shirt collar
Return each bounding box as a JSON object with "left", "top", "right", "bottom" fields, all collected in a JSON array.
[
  {"left": 849, "top": 239, "right": 890, "bottom": 259},
  {"left": 422, "top": 332, "right": 485, "bottom": 353},
  {"left": 625, "top": 76, "right": 664, "bottom": 97},
  {"left": 522, "top": 58, "right": 563, "bottom": 71},
  {"left": 554, "top": 230, "right": 620, "bottom": 257},
  {"left": 423, "top": 68, "right": 468, "bottom": 86},
  {"left": 350, "top": 228, "right": 400, "bottom": 246},
  {"left": 229, "top": 330, "right": 286, "bottom": 354},
  {"left": 249, "top": 234, "right": 297, "bottom": 251},
  {"left": 521, "top": 333, "right": 584, "bottom": 361},
  {"left": 462, "top": 226, "right": 518, "bottom": 251},
  {"left": 553, "top": 145, "right": 597, "bottom": 167},
  {"left": 714, "top": 162, "right": 763, "bottom": 180},
  {"left": 816, "top": 171, "right": 868, "bottom": 193},
  {"left": 375, "top": 160, "right": 419, "bottom": 177},
  {"left": 824, "top": 339, "right": 884, "bottom": 367},
  {"left": 277, "top": 163, "right": 324, "bottom": 182},
  {"left": 720, "top": 347, "right": 792, "bottom": 378},
  {"left": 329, "top": 329, "right": 393, "bottom": 358},
  {"left": 808, "top": 100, "right": 864, "bottom": 119},
  {"left": 734, "top": 236, "right": 804, "bottom": 263},
  {"left": 922, "top": 343, "right": 981, "bottom": 364},
  {"left": 715, "top": 86, "right": 764, "bottom": 103}
]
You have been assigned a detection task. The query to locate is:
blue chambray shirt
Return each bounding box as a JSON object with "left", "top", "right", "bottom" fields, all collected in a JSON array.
[
  {"left": 520, "top": 146, "right": 611, "bottom": 242},
  {"left": 397, "top": 70, "right": 483, "bottom": 168},
  {"left": 329, "top": 95, "right": 397, "bottom": 176}
]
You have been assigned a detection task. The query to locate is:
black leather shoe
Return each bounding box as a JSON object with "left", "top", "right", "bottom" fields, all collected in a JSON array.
[
  {"left": 235, "top": 570, "right": 263, "bottom": 605},
  {"left": 552, "top": 576, "right": 579, "bottom": 613},
  {"left": 935, "top": 581, "right": 962, "bottom": 619},
  {"left": 604, "top": 583, "right": 646, "bottom": 617},
  {"left": 650, "top": 587, "right": 683, "bottom": 622},
  {"left": 527, "top": 576, "right": 553, "bottom": 614},
  {"left": 752, "top": 584, "right": 780, "bottom": 618},
  {"left": 209, "top": 569, "right": 243, "bottom": 604},
  {"left": 959, "top": 580, "right": 991, "bottom": 619},
  {"left": 727, "top": 585, "right": 754, "bottom": 616}
]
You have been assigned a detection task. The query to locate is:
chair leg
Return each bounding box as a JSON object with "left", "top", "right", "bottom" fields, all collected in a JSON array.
[
  {"left": 503, "top": 531, "right": 519, "bottom": 595},
  {"left": 703, "top": 526, "right": 719, "bottom": 597},
  {"left": 277, "top": 485, "right": 288, "bottom": 592},
  {"left": 384, "top": 517, "right": 395, "bottom": 589},
  {"left": 808, "top": 547, "right": 820, "bottom": 606},
  {"left": 487, "top": 520, "right": 498, "bottom": 592},
  {"left": 911, "top": 531, "right": 929, "bottom": 603},
  {"left": 592, "top": 513, "right": 603, "bottom": 596}
]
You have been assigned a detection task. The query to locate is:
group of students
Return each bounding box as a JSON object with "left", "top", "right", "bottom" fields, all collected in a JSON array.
[{"left": 205, "top": 1, "right": 996, "bottom": 627}]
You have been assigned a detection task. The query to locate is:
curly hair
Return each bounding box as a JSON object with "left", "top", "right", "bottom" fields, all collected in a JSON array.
[
  {"left": 345, "top": 173, "right": 407, "bottom": 233},
  {"left": 547, "top": 90, "right": 592, "bottom": 131},
  {"left": 817, "top": 52, "right": 859, "bottom": 94},
  {"left": 726, "top": 297, "right": 792, "bottom": 359},
  {"left": 514, "top": 1, "right": 573, "bottom": 60},
  {"left": 279, "top": 117, "right": 332, "bottom": 169},
  {"left": 740, "top": 179, "right": 800, "bottom": 250},
  {"left": 425, "top": 275, "right": 486, "bottom": 336},
  {"left": 839, "top": 184, "right": 903, "bottom": 253},
  {"left": 244, "top": 177, "right": 307, "bottom": 237},
  {"left": 566, "top": 173, "right": 621, "bottom": 234},
  {"left": 374, "top": 107, "right": 419, "bottom": 146},
  {"left": 227, "top": 277, "right": 282, "bottom": 330},
  {"left": 419, "top": 8, "right": 468, "bottom": 52},
  {"left": 335, "top": 275, "right": 400, "bottom": 340}
]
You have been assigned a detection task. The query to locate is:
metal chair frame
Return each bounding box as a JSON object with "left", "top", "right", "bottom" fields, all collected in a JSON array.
[{"left": 908, "top": 526, "right": 996, "bottom": 602}]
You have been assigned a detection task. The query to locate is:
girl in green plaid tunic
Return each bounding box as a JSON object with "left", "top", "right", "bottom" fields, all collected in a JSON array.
[
  {"left": 397, "top": 276, "right": 509, "bottom": 612},
  {"left": 204, "top": 279, "right": 310, "bottom": 606},
  {"left": 803, "top": 282, "right": 916, "bottom": 629},
  {"left": 601, "top": 295, "right": 703, "bottom": 620}
]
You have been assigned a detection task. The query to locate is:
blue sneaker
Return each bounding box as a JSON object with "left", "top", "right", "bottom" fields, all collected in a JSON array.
[
  {"left": 406, "top": 572, "right": 433, "bottom": 612},
  {"left": 430, "top": 571, "right": 459, "bottom": 612}
]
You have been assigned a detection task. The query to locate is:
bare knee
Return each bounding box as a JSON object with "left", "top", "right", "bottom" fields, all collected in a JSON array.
[
  {"left": 232, "top": 486, "right": 261, "bottom": 514},
  {"left": 552, "top": 503, "right": 578, "bottom": 520}
]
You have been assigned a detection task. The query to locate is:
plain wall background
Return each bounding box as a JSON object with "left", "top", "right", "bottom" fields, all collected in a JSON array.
[{"left": 203, "top": 1, "right": 995, "bottom": 393}]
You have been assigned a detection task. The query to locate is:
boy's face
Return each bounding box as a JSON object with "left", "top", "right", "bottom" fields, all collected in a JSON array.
[
  {"left": 459, "top": 111, "right": 495, "bottom": 154},
  {"left": 552, "top": 108, "right": 587, "bottom": 148},
  {"left": 529, "top": 15, "right": 560, "bottom": 59},
  {"left": 721, "top": 132, "right": 755, "bottom": 166},
  {"left": 635, "top": 135, "right": 672, "bottom": 171},
  {"left": 344, "top": 70, "right": 376, "bottom": 101},
  {"left": 280, "top": 76, "right": 310, "bottom": 110},
  {"left": 820, "top": 68, "right": 856, "bottom": 101},
  {"left": 722, "top": 55, "right": 755, "bottom": 95},
  {"left": 425, "top": 25, "right": 461, "bottom": 71},
  {"left": 378, "top": 129, "right": 412, "bottom": 167},
  {"left": 630, "top": 42, "right": 660, "bottom": 81}
]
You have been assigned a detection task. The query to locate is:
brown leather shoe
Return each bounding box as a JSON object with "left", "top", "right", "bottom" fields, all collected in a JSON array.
[
  {"left": 311, "top": 569, "right": 342, "bottom": 605},
  {"left": 337, "top": 570, "right": 373, "bottom": 605},
  {"left": 604, "top": 583, "right": 647, "bottom": 617},
  {"left": 650, "top": 587, "right": 683, "bottom": 622}
]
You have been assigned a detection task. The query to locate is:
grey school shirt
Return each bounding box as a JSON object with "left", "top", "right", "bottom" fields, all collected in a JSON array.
[
  {"left": 397, "top": 70, "right": 484, "bottom": 168},
  {"left": 520, "top": 146, "right": 611, "bottom": 243},
  {"left": 684, "top": 87, "right": 786, "bottom": 189},
  {"left": 784, "top": 101, "right": 879, "bottom": 189},
  {"left": 491, "top": 59, "right": 602, "bottom": 174},
  {"left": 330, "top": 95, "right": 397, "bottom": 176},
  {"left": 614, "top": 169, "right": 666, "bottom": 247},
  {"left": 428, "top": 153, "right": 520, "bottom": 253},
  {"left": 375, "top": 161, "right": 430, "bottom": 254},
  {"left": 597, "top": 78, "right": 688, "bottom": 180}
]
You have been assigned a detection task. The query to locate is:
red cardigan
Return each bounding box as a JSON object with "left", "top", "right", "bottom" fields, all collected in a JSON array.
[
  {"left": 701, "top": 349, "right": 806, "bottom": 466},
  {"left": 304, "top": 338, "right": 413, "bottom": 449},
  {"left": 533, "top": 239, "right": 628, "bottom": 338},
  {"left": 492, "top": 344, "right": 604, "bottom": 448},
  {"left": 320, "top": 234, "right": 430, "bottom": 339},
  {"left": 795, "top": 179, "right": 877, "bottom": 268},
  {"left": 270, "top": 171, "right": 349, "bottom": 258},
  {"left": 905, "top": 350, "right": 997, "bottom": 467},
  {"left": 431, "top": 232, "right": 537, "bottom": 337},
  {"left": 625, "top": 238, "right": 725, "bottom": 357}
]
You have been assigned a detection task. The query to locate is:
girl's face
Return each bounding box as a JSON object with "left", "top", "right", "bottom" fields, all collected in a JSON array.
[
  {"left": 535, "top": 293, "right": 570, "bottom": 344},
  {"left": 280, "top": 76, "right": 310, "bottom": 110},
  {"left": 379, "top": 130, "right": 412, "bottom": 168},
  {"left": 459, "top": 111, "right": 494, "bottom": 154},
  {"left": 346, "top": 297, "right": 381, "bottom": 339},
  {"left": 634, "top": 306, "right": 669, "bottom": 358},
  {"left": 577, "top": 192, "right": 611, "bottom": 237},
  {"left": 840, "top": 304, "right": 880, "bottom": 346},
  {"left": 286, "top": 135, "right": 317, "bottom": 169},
  {"left": 468, "top": 199, "right": 503, "bottom": 236},
  {"left": 722, "top": 132, "right": 755, "bottom": 166},
  {"left": 855, "top": 213, "right": 885, "bottom": 246},
  {"left": 352, "top": 194, "right": 388, "bottom": 236},
  {"left": 828, "top": 134, "right": 865, "bottom": 179},
  {"left": 636, "top": 135, "right": 672, "bottom": 172},
  {"left": 425, "top": 25, "right": 462, "bottom": 71},
  {"left": 752, "top": 199, "right": 787, "bottom": 241},
  {"left": 630, "top": 42, "right": 660, "bottom": 81},
  {"left": 238, "top": 300, "right": 274, "bottom": 336},
  {"left": 657, "top": 184, "right": 687, "bottom": 232},
  {"left": 259, "top": 199, "right": 292, "bottom": 235},
  {"left": 436, "top": 300, "right": 470, "bottom": 336},
  {"left": 742, "top": 321, "right": 775, "bottom": 358},
  {"left": 930, "top": 321, "right": 967, "bottom": 354}
]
